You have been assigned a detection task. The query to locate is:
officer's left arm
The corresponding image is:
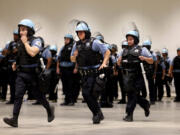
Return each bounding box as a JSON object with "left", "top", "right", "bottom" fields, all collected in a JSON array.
[
  {"left": 21, "top": 36, "right": 40, "bottom": 57},
  {"left": 139, "top": 47, "right": 153, "bottom": 64}
]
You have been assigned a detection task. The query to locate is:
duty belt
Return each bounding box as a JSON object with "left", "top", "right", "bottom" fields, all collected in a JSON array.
[
  {"left": 78, "top": 67, "right": 110, "bottom": 77},
  {"left": 79, "top": 68, "right": 99, "bottom": 77}
]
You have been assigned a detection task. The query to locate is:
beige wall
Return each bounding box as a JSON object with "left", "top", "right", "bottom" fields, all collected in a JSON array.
[{"left": 0, "top": 0, "right": 180, "bottom": 58}]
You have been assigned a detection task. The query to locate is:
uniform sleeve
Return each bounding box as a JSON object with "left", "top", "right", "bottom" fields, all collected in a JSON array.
[
  {"left": 31, "top": 38, "right": 43, "bottom": 52},
  {"left": 168, "top": 58, "right": 173, "bottom": 66},
  {"left": 4, "top": 42, "right": 10, "bottom": 50},
  {"left": 42, "top": 49, "right": 52, "bottom": 59},
  {"left": 58, "top": 46, "right": 64, "bottom": 57},
  {"left": 117, "top": 50, "right": 123, "bottom": 58},
  {"left": 141, "top": 47, "right": 152, "bottom": 58},
  {"left": 92, "top": 39, "right": 108, "bottom": 55},
  {"left": 45, "top": 50, "right": 52, "bottom": 59},
  {"left": 170, "top": 57, "right": 175, "bottom": 66},
  {"left": 70, "top": 42, "right": 77, "bottom": 56},
  {"left": 152, "top": 53, "right": 157, "bottom": 61},
  {"left": 161, "top": 62, "right": 166, "bottom": 70}
]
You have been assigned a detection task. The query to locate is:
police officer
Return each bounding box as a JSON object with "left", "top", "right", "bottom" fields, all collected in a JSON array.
[
  {"left": 142, "top": 40, "right": 156, "bottom": 104},
  {"left": 117, "top": 41, "right": 128, "bottom": 104},
  {"left": 48, "top": 45, "right": 59, "bottom": 102},
  {"left": 162, "top": 48, "right": 172, "bottom": 97},
  {"left": 71, "top": 21, "right": 110, "bottom": 124},
  {"left": 2, "top": 29, "right": 19, "bottom": 104},
  {"left": 154, "top": 51, "right": 166, "bottom": 101},
  {"left": 3, "top": 19, "right": 54, "bottom": 127},
  {"left": 169, "top": 48, "right": 180, "bottom": 102},
  {"left": 117, "top": 29, "right": 153, "bottom": 122},
  {"left": 57, "top": 34, "right": 76, "bottom": 106}
]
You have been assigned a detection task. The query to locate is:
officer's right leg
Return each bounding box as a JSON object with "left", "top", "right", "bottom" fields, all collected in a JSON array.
[
  {"left": 82, "top": 75, "right": 104, "bottom": 124},
  {"left": 174, "top": 75, "right": 180, "bottom": 102},
  {"left": 123, "top": 92, "right": 137, "bottom": 122},
  {"left": 3, "top": 73, "right": 26, "bottom": 127}
]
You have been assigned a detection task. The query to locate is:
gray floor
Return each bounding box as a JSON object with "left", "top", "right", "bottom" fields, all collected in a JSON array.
[{"left": 0, "top": 97, "right": 180, "bottom": 135}]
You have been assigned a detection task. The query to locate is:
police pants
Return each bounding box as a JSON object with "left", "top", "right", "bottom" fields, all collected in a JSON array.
[
  {"left": 13, "top": 72, "right": 51, "bottom": 118},
  {"left": 147, "top": 74, "right": 156, "bottom": 102},
  {"left": 155, "top": 74, "right": 164, "bottom": 101},
  {"left": 174, "top": 74, "right": 180, "bottom": 99},
  {"left": 164, "top": 76, "right": 171, "bottom": 97},
  {"left": 125, "top": 75, "right": 149, "bottom": 115},
  {"left": 101, "top": 75, "right": 116, "bottom": 103},
  {"left": 61, "top": 67, "right": 75, "bottom": 103},
  {"left": 118, "top": 70, "right": 126, "bottom": 101},
  {"left": 49, "top": 69, "right": 59, "bottom": 100},
  {"left": 82, "top": 75, "right": 101, "bottom": 115},
  {"left": 7, "top": 68, "right": 17, "bottom": 102},
  {"left": 0, "top": 69, "right": 8, "bottom": 100}
]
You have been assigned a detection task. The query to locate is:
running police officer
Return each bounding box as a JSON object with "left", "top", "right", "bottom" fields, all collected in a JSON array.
[
  {"left": 117, "top": 29, "right": 153, "bottom": 122},
  {"left": 71, "top": 21, "right": 110, "bottom": 124},
  {"left": 3, "top": 19, "right": 55, "bottom": 127}
]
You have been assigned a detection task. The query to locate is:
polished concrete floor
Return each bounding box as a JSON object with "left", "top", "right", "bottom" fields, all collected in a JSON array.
[{"left": 0, "top": 96, "right": 180, "bottom": 135}]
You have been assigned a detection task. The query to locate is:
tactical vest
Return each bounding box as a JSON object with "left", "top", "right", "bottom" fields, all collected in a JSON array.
[
  {"left": 164, "top": 58, "right": 170, "bottom": 73},
  {"left": 59, "top": 43, "right": 73, "bottom": 62},
  {"left": 143, "top": 51, "right": 155, "bottom": 74},
  {"left": 76, "top": 38, "right": 103, "bottom": 67},
  {"left": 173, "top": 56, "right": 180, "bottom": 70},
  {"left": 17, "top": 36, "right": 40, "bottom": 66},
  {"left": 156, "top": 60, "right": 163, "bottom": 74},
  {"left": 122, "top": 45, "right": 142, "bottom": 72},
  {"left": 51, "top": 54, "right": 57, "bottom": 69}
]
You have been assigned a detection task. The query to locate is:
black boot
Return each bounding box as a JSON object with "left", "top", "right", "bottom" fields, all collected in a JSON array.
[
  {"left": 3, "top": 117, "right": 18, "bottom": 127},
  {"left": 47, "top": 106, "right": 55, "bottom": 122},
  {"left": 123, "top": 114, "right": 133, "bottom": 122},
  {"left": 92, "top": 111, "right": 104, "bottom": 124},
  {"left": 6, "top": 100, "right": 14, "bottom": 104},
  {"left": 118, "top": 99, "right": 126, "bottom": 104},
  {"left": 144, "top": 102, "right": 150, "bottom": 117}
]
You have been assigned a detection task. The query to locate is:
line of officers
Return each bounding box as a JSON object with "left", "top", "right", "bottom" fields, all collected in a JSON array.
[{"left": 0, "top": 19, "right": 180, "bottom": 127}]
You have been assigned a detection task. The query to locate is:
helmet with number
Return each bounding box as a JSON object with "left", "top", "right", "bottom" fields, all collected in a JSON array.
[
  {"left": 18, "top": 19, "right": 35, "bottom": 35},
  {"left": 49, "top": 45, "right": 57, "bottom": 52}
]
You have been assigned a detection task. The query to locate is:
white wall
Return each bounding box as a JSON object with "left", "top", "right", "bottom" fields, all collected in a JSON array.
[{"left": 0, "top": 0, "right": 180, "bottom": 58}]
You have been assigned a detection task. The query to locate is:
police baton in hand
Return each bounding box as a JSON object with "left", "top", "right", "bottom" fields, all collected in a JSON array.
[{"left": 140, "top": 63, "right": 149, "bottom": 93}]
